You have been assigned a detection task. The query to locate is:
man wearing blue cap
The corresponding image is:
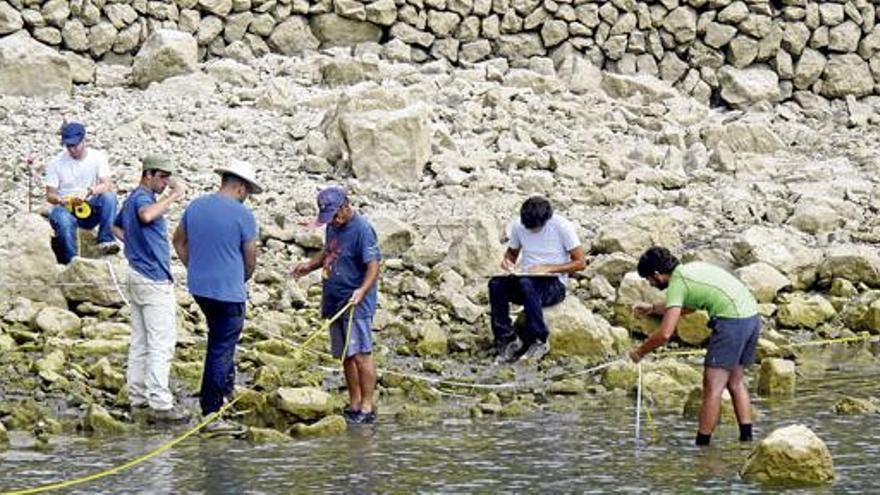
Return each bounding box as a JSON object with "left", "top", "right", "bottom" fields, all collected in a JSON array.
[
  {"left": 45, "top": 121, "right": 119, "bottom": 263},
  {"left": 292, "top": 187, "right": 381, "bottom": 425}
]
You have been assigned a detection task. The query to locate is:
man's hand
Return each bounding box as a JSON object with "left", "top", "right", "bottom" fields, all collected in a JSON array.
[
  {"left": 290, "top": 262, "right": 311, "bottom": 279},
  {"left": 527, "top": 264, "right": 552, "bottom": 274},
  {"left": 351, "top": 288, "right": 366, "bottom": 305},
  {"left": 168, "top": 178, "right": 187, "bottom": 200},
  {"left": 632, "top": 302, "right": 654, "bottom": 317},
  {"left": 69, "top": 195, "right": 85, "bottom": 207},
  {"left": 501, "top": 257, "right": 515, "bottom": 272},
  {"left": 625, "top": 348, "right": 643, "bottom": 363}
]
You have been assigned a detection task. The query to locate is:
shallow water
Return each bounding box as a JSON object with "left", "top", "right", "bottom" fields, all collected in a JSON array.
[{"left": 2, "top": 367, "right": 879, "bottom": 494}]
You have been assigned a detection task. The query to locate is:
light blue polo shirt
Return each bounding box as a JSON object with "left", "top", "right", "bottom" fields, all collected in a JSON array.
[{"left": 114, "top": 186, "right": 172, "bottom": 282}]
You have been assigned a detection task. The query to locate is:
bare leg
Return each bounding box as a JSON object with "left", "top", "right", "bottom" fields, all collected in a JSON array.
[
  {"left": 726, "top": 366, "right": 751, "bottom": 425},
  {"left": 699, "top": 366, "right": 731, "bottom": 435},
  {"left": 343, "top": 357, "right": 362, "bottom": 411},
  {"left": 354, "top": 353, "right": 377, "bottom": 414}
]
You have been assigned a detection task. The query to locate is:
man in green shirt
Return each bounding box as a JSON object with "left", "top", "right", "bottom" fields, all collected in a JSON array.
[{"left": 627, "top": 246, "right": 761, "bottom": 446}]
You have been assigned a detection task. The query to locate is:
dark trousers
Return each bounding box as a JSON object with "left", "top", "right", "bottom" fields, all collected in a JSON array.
[
  {"left": 195, "top": 296, "right": 246, "bottom": 415},
  {"left": 488, "top": 276, "right": 565, "bottom": 349}
]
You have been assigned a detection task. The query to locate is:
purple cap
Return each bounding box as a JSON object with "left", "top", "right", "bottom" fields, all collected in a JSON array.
[
  {"left": 61, "top": 122, "right": 86, "bottom": 146},
  {"left": 316, "top": 186, "right": 347, "bottom": 225}
]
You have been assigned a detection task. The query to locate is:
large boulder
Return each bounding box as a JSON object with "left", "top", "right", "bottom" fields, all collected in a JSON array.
[
  {"left": 840, "top": 290, "right": 880, "bottom": 334},
  {"left": 273, "top": 387, "right": 333, "bottom": 420},
  {"left": 740, "top": 424, "right": 834, "bottom": 485},
  {"left": 757, "top": 358, "right": 796, "bottom": 396},
  {"left": 268, "top": 16, "right": 319, "bottom": 55},
  {"left": 339, "top": 104, "right": 431, "bottom": 186},
  {"left": 0, "top": 2, "right": 23, "bottom": 34},
  {"left": 821, "top": 54, "right": 874, "bottom": 98},
  {"left": 310, "top": 14, "right": 382, "bottom": 47},
  {"left": 131, "top": 30, "right": 197, "bottom": 89},
  {"left": 731, "top": 227, "right": 822, "bottom": 290},
  {"left": 0, "top": 31, "right": 71, "bottom": 97},
  {"left": 593, "top": 212, "right": 681, "bottom": 257},
  {"left": 735, "top": 262, "right": 790, "bottom": 303},
  {"left": 0, "top": 214, "right": 64, "bottom": 306},
  {"left": 371, "top": 214, "right": 415, "bottom": 258},
  {"left": 818, "top": 245, "right": 880, "bottom": 288},
  {"left": 58, "top": 257, "right": 127, "bottom": 307},
  {"left": 775, "top": 294, "right": 836, "bottom": 329},
  {"left": 34, "top": 306, "right": 81, "bottom": 335},
  {"left": 415, "top": 321, "right": 448, "bottom": 356},
  {"left": 717, "top": 65, "right": 780, "bottom": 108},
  {"left": 439, "top": 217, "right": 504, "bottom": 280},
  {"left": 544, "top": 297, "right": 616, "bottom": 359}
]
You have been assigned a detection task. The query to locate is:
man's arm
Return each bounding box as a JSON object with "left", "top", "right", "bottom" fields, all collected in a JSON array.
[
  {"left": 172, "top": 224, "right": 188, "bottom": 267},
  {"left": 46, "top": 186, "right": 68, "bottom": 206},
  {"left": 527, "top": 245, "right": 588, "bottom": 275},
  {"left": 351, "top": 260, "right": 380, "bottom": 305},
  {"left": 88, "top": 176, "right": 114, "bottom": 197},
  {"left": 243, "top": 239, "right": 257, "bottom": 281},
  {"left": 138, "top": 184, "right": 186, "bottom": 224},
  {"left": 501, "top": 247, "right": 520, "bottom": 271},
  {"left": 629, "top": 306, "right": 683, "bottom": 362},
  {"left": 291, "top": 250, "right": 327, "bottom": 278}
]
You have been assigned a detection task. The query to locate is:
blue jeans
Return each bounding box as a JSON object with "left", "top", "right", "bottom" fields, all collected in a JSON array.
[
  {"left": 488, "top": 276, "right": 566, "bottom": 350},
  {"left": 195, "top": 296, "right": 246, "bottom": 415},
  {"left": 48, "top": 192, "right": 118, "bottom": 264}
]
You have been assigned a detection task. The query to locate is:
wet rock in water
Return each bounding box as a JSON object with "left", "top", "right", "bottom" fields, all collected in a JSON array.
[
  {"left": 82, "top": 404, "right": 128, "bottom": 435},
  {"left": 246, "top": 426, "right": 290, "bottom": 443},
  {"left": 0, "top": 31, "right": 71, "bottom": 97},
  {"left": 498, "top": 399, "right": 539, "bottom": 417},
  {"left": 415, "top": 321, "right": 449, "bottom": 357},
  {"left": 58, "top": 258, "right": 127, "bottom": 307},
  {"left": 735, "top": 262, "right": 791, "bottom": 304},
  {"left": 831, "top": 396, "right": 880, "bottom": 415},
  {"left": 542, "top": 297, "right": 615, "bottom": 359},
  {"left": 34, "top": 349, "right": 66, "bottom": 383},
  {"left": 757, "top": 358, "right": 796, "bottom": 396},
  {"left": 740, "top": 424, "right": 834, "bottom": 485},
  {"left": 547, "top": 378, "right": 585, "bottom": 395},
  {"left": 131, "top": 29, "right": 197, "bottom": 89},
  {"left": 291, "top": 415, "right": 347, "bottom": 437},
  {"left": 88, "top": 357, "right": 125, "bottom": 393},
  {"left": 395, "top": 403, "right": 441, "bottom": 422},
  {"left": 34, "top": 306, "right": 81, "bottom": 336},
  {"left": 273, "top": 387, "right": 333, "bottom": 420},
  {"left": 839, "top": 291, "right": 880, "bottom": 334},
  {"left": 775, "top": 294, "right": 836, "bottom": 330}
]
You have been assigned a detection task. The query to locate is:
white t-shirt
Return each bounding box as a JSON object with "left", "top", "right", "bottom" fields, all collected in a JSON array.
[
  {"left": 508, "top": 214, "right": 581, "bottom": 282},
  {"left": 44, "top": 149, "right": 111, "bottom": 198}
]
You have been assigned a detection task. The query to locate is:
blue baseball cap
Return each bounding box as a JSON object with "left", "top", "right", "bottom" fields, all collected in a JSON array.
[
  {"left": 61, "top": 122, "right": 86, "bottom": 146},
  {"left": 316, "top": 186, "right": 348, "bottom": 225}
]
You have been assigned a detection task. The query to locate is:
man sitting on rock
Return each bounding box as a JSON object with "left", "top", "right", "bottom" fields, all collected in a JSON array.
[
  {"left": 627, "top": 246, "right": 761, "bottom": 446},
  {"left": 45, "top": 121, "right": 119, "bottom": 263},
  {"left": 489, "top": 196, "right": 586, "bottom": 363}
]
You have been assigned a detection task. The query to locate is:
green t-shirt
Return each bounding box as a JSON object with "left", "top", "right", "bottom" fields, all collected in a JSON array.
[{"left": 665, "top": 262, "right": 758, "bottom": 318}]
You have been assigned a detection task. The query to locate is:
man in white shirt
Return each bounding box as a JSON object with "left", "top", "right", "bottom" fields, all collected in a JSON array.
[
  {"left": 45, "top": 122, "right": 119, "bottom": 263},
  {"left": 489, "top": 196, "right": 587, "bottom": 362}
]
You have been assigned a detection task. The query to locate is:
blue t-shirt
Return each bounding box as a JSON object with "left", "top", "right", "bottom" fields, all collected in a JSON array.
[
  {"left": 321, "top": 214, "right": 381, "bottom": 319},
  {"left": 114, "top": 186, "right": 172, "bottom": 282},
  {"left": 181, "top": 193, "right": 257, "bottom": 303}
]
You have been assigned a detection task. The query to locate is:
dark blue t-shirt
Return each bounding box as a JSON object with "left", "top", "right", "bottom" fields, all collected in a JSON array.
[
  {"left": 181, "top": 193, "right": 257, "bottom": 303},
  {"left": 114, "top": 186, "right": 172, "bottom": 282},
  {"left": 321, "top": 214, "right": 381, "bottom": 319}
]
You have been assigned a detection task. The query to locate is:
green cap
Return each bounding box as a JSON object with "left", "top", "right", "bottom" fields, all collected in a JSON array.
[{"left": 142, "top": 154, "right": 175, "bottom": 174}]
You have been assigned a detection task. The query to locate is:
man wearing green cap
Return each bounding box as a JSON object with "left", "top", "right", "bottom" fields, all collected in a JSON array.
[{"left": 113, "top": 155, "right": 189, "bottom": 423}]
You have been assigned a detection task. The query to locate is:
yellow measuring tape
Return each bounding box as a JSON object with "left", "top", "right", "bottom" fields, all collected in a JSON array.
[
  {"left": 658, "top": 332, "right": 876, "bottom": 359},
  {"left": 292, "top": 301, "right": 354, "bottom": 363},
  {"left": 64, "top": 198, "right": 91, "bottom": 219},
  {"left": 1, "top": 396, "right": 242, "bottom": 495}
]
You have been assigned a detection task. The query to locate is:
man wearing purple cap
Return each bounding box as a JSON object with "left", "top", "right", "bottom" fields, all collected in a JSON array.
[
  {"left": 45, "top": 121, "right": 119, "bottom": 263},
  {"left": 292, "top": 187, "right": 381, "bottom": 425}
]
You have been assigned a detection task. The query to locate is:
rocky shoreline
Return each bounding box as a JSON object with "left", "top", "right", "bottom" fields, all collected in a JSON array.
[{"left": 1, "top": 40, "right": 880, "bottom": 458}]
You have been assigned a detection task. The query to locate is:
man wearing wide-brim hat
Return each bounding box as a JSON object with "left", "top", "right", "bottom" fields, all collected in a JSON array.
[
  {"left": 113, "top": 154, "right": 189, "bottom": 423},
  {"left": 173, "top": 159, "right": 261, "bottom": 435}
]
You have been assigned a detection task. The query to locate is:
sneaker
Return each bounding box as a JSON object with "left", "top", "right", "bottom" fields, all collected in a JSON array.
[
  {"left": 517, "top": 341, "right": 549, "bottom": 362},
  {"left": 200, "top": 418, "right": 246, "bottom": 436},
  {"left": 147, "top": 407, "right": 191, "bottom": 424},
  {"left": 495, "top": 341, "right": 521, "bottom": 364},
  {"left": 343, "top": 406, "right": 360, "bottom": 422},
  {"left": 349, "top": 411, "right": 377, "bottom": 425},
  {"left": 97, "top": 241, "right": 120, "bottom": 255}
]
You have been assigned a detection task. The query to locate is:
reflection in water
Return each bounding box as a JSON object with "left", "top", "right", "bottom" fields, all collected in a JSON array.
[{"left": 1, "top": 369, "right": 879, "bottom": 493}]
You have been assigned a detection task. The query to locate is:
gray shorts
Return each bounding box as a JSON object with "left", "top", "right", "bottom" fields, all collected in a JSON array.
[
  {"left": 705, "top": 315, "right": 761, "bottom": 370},
  {"left": 329, "top": 316, "right": 373, "bottom": 359}
]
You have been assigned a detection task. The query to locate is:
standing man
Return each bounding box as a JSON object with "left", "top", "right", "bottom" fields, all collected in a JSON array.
[
  {"left": 627, "top": 246, "right": 760, "bottom": 446},
  {"left": 489, "top": 196, "right": 586, "bottom": 363},
  {"left": 292, "top": 187, "right": 381, "bottom": 425},
  {"left": 45, "top": 121, "right": 119, "bottom": 263},
  {"left": 112, "top": 155, "right": 189, "bottom": 423},
  {"left": 173, "top": 160, "right": 260, "bottom": 435}
]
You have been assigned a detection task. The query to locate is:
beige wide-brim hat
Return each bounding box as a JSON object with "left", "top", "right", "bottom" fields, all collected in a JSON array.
[{"left": 214, "top": 159, "right": 263, "bottom": 194}]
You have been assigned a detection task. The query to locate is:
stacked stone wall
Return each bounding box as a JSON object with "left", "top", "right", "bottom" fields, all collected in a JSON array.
[{"left": 2, "top": 0, "right": 880, "bottom": 106}]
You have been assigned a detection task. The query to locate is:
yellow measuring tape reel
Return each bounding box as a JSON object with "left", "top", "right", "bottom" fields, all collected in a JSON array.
[{"left": 64, "top": 198, "right": 92, "bottom": 219}]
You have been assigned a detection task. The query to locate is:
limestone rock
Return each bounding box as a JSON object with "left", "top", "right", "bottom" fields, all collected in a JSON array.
[
  {"left": 131, "top": 29, "right": 198, "bottom": 89},
  {"left": 840, "top": 291, "right": 880, "bottom": 334},
  {"left": 291, "top": 415, "right": 347, "bottom": 437},
  {"left": 740, "top": 424, "right": 834, "bottom": 485},
  {"left": 370, "top": 215, "right": 415, "bottom": 258},
  {"left": 775, "top": 294, "right": 836, "bottom": 329},
  {"left": 663, "top": 6, "right": 697, "bottom": 43},
  {"left": 731, "top": 227, "right": 821, "bottom": 290},
  {"left": 440, "top": 216, "right": 504, "bottom": 280},
  {"left": 757, "top": 358, "right": 795, "bottom": 396},
  {"left": 818, "top": 245, "right": 880, "bottom": 288},
  {"left": 88, "top": 357, "right": 125, "bottom": 392},
  {"left": 274, "top": 387, "right": 333, "bottom": 420},
  {"left": 496, "top": 33, "right": 546, "bottom": 60},
  {"left": 0, "top": 2, "right": 23, "bottom": 34},
  {"left": 320, "top": 59, "right": 379, "bottom": 85},
  {"left": 594, "top": 212, "right": 681, "bottom": 257},
  {"left": 198, "top": 0, "right": 232, "bottom": 17},
  {"left": 787, "top": 202, "right": 841, "bottom": 234},
  {"left": 309, "top": 13, "right": 382, "bottom": 47},
  {"left": 821, "top": 54, "right": 874, "bottom": 98},
  {"left": 0, "top": 216, "right": 64, "bottom": 307},
  {"left": 735, "top": 262, "right": 790, "bottom": 303},
  {"left": 613, "top": 271, "right": 663, "bottom": 334},
  {"left": 58, "top": 258, "right": 127, "bottom": 307},
  {"left": 717, "top": 65, "right": 780, "bottom": 108},
  {"left": 340, "top": 104, "right": 431, "bottom": 186},
  {"left": 831, "top": 396, "right": 880, "bottom": 415},
  {"left": 416, "top": 321, "right": 449, "bottom": 356},
  {"left": 0, "top": 31, "right": 71, "bottom": 97},
  {"left": 247, "top": 426, "right": 290, "bottom": 443},
  {"left": 268, "top": 16, "right": 319, "bottom": 55},
  {"left": 83, "top": 403, "right": 129, "bottom": 435},
  {"left": 34, "top": 306, "right": 81, "bottom": 335},
  {"left": 676, "top": 310, "right": 711, "bottom": 346},
  {"left": 544, "top": 297, "right": 616, "bottom": 359},
  {"left": 601, "top": 73, "right": 678, "bottom": 100},
  {"left": 365, "top": 0, "right": 397, "bottom": 26}
]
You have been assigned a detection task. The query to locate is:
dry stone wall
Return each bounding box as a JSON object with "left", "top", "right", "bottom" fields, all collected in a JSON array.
[{"left": 1, "top": 0, "right": 880, "bottom": 106}]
